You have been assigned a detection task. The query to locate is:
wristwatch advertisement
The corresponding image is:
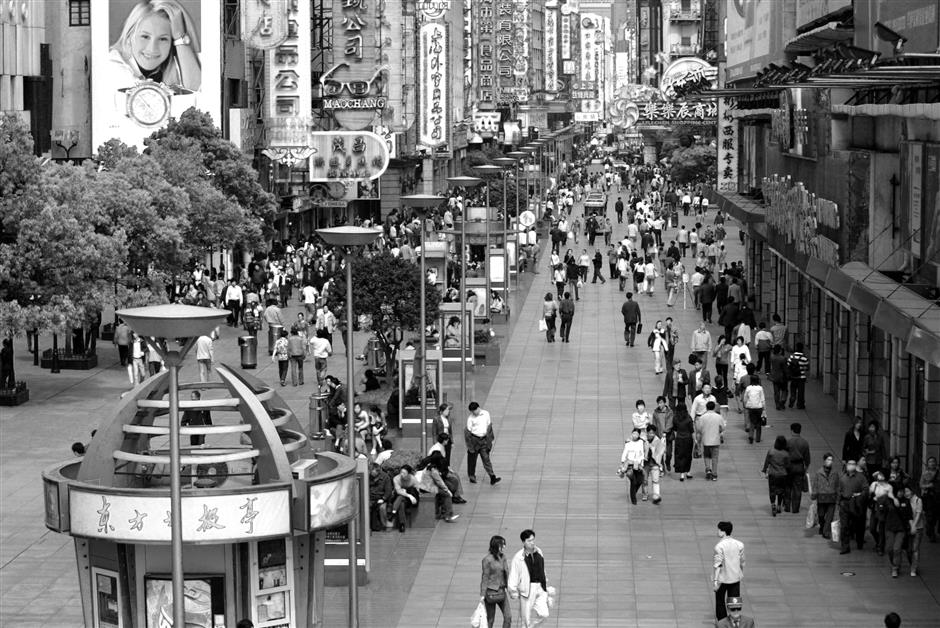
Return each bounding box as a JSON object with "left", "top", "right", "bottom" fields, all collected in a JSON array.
[{"left": 119, "top": 81, "right": 195, "bottom": 128}]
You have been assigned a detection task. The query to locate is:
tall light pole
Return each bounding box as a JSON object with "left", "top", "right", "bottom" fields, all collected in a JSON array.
[
  {"left": 472, "top": 165, "right": 503, "bottom": 319},
  {"left": 493, "top": 157, "right": 518, "bottom": 308},
  {"left": 507, "top": 151, "right": 527, "bottom": 221},
  {"left": 445, "top": 176, "right": 484, "bottom": 409},
  {"left": 114, "top": 304, "right": 228, "bottom": 628},
  {"left": 400, "top": 195, "right": 445, "bottom": 457},
  {"left": 315, "top": 226, "right": 382, "bottom": 628}
]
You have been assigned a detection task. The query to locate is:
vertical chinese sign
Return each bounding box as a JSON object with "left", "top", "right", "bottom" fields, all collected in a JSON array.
[
  {"left": 265, "top": 0, "right": 311, "bottom": 147},
  {"left": 545, "top": 8, "right": 558, "bottom": 93},
  {"left": 512, "top": 1, "right": 530, "bottom": 103},
  {"left": 474, "top": 0, "right": 496, "bottom": 106},
  {"left": 495, "top": 0, "right": 515, "bottom": 105},
  {"left": 330, "top": 0, "right": 383, "bottom": 132},
  {"left": 717, "top": 97, "right": 738, "bottom": 192},
  {"left": 581, "top": 16, "right": 597, "bottom": 84},
  {"left": 419, "top": 22, "right": 448, "bottom": 150}
]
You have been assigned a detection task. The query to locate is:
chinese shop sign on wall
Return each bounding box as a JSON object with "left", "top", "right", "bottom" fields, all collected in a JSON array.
[
  {"left": 636, "top": 100, "right": 718, "bottom": 123},
  {"left": 763, "top": 174, "right": 841, "bottom": 266},
  {"left": 330, "top": 0, "right": 384, "bottom": 130},
  {"left": 419, "top": 22, "right": 449, "bottom": 150},
  {"left": 473, "top": 0, "right": 496, "bottom": 105},
  {"left": 545, "top": 9, "right": 558, "bottom": 96},
  {"left": 717, "top": 97, "right": 738, "bottom": 192},
  {"left": 496, "top": 0, "right": 516, "bottom": 104},
  {"left": 581, "top": 15, "right": 598, "bottom": 83},
  {"left": 308, "top": 131, "right": 390, "bottom": 182},
  {"left": 69, "top": 487, "right": 291, "bottom": 543},
  {"left": 561, "top": 13, "right": 572, "bottom": 60},
  {"left": 266, "top": 0, "right": 311, "bottom": 146},
  {"left": 244, "top": 0, "right": 289, "bottom": 49}
]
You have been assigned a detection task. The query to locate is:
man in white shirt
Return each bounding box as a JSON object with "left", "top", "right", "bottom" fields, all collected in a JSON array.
[
  {"left": 307, "top": 335, "right": 332, "bottom": 387},
  {"left": 302, "top": 283, "right": 318, "bottom": 317},
  {"left": 690, "top": 322, "right": 713, "bottom": 368},
  {"left": 195, "top": 332, "right": 215, "bottom": 383},
  {"left": 464, "top": 401, "right": 501, "bottom": 485},
  {"left": 713, "top": 520, "right": 745, "bottom": 623},
  {"left": 690, "top": 383, "right": 717, "bottom": 420},
  {"left": 224, "top": 279, "right": 243, "bottom": 326},
  {"left": 677, "top": 226, "right": 689, "bottom": 257}
]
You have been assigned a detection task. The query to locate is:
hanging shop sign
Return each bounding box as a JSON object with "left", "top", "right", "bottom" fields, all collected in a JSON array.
[
  {"left": 763, "top": 174, "right": 841, "bottom": 266},
  {"left": 418, "top": 22, "right": 449, "bottom": 149},
  {"left": 68, "top": 487, "right": 291, "bottom": 543},
  {"left": 495, "top": 0, "right": 516, "bottom": 104},
  {"left": 473, "top": 111, "right": 501, "bottom": 136},
  {"left": 307, "top": 131, "right": 390, "bottom": 182},
  {"left": 417, "top": 0, "right": 451, "bottom": 20},
  {"left": 473, "top": 0, "right": 496, "bottom": 105},
  {"left": 660, "top": 57, "right": 718, "bottom": 100},
  {"left": 717, "top": 97, "right": 738, "bottom": 192},
  {"left": 545, "top": 9, "right": 558, "bottom": 99},
  {"left": 636, "top": 100, "right": 718, "bottom": 123},
  {"left": 574, "top": 112, "right": 600, "bottom": 122},
  {"left": 244, "top": 0, "right": 289, "bottom": 49},
  {"left": 561, "top": 13, "right": 572, "bottom": 60},
  {"left": 581, "top": 15, "right": 599, "bottom": 83},
  {"left": 265, "top": 0, "right": 311, "bottom": 147},
  {"left": 331, "top": 0, "right": 382, "bottom": 130}
]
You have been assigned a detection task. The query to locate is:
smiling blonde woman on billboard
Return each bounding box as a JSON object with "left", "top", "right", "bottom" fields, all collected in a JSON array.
[{"left": 109, "top": 0, "right": 201, "bottom": 91}]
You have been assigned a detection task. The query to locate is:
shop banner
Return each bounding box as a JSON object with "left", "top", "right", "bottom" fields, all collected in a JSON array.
[
  {"left": 717, "top": 97, "right": 738, "bottom": 192},
  {"left": 418, "top": 22, "right": 449, "bottom": 149}
]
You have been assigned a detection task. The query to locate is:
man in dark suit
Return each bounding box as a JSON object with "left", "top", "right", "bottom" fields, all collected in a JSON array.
[{"left": 786, "top": 422, "right": 811, "bottom": 513}]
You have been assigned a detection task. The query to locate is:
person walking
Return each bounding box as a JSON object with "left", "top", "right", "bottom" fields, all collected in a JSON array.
[
  {"left": 690, "top": 322, "right": 713, "bottom": 369},
  {"left": 762, "top": 435, "right": 790, "bottom": 516},
  {"left": 920, "top": 456, "right": 939, "bottom": 542},
  {"left": 883, "top": 489, "right": 911, "bottom": 578},
  {"left": 619, "top": 428, "right": 647, "bottom": 505},
  {"left": 552, "top": 264, "right": 566, "bottom": 300},
  {"left": 768, "top": 346, "right": 788, "bottom": 411},
  {"left": 650, "top": 321, "right": 668, "bottom": 374},
  {"left": 786, "top": 343, "right": 810, "bottom": 409},
  {"left": 113, "top": 319, "right": 132, "bottom": 367},
  {"left": 697, "top": 402, "right": 725, "bottom": 481},
  {"left": 621, "top": 292, "right": 642, "bottom": 347},
  {"left": 591, "top": 250, "right": 606, "bottom": 284},
  {"left": 307, "top": 333, "right": 332, "bottom": 388},
  {"left": 480, "top": 536, "right": 512, "bottom": 628},
  {"left": 838, "top": 458, "right": 870, "bottom": 554},
  {"left": 270, "top": 329, "right": 289, "bottom": 387},
  {"left": 742, "top": 375, "right": 766, "bottom": 444},
  {"left": 507, "top": 529, "right": 549, "bottom": 628},
  {"left": 713, "top": 521, "right": 745, "bottom": 624},
  {"left": 812, "top": 453, "right": 840, "bottom": 539},
  {"left": 287, "top": 328, "right": 306, "bottom": 386},
  {"left": 753, "top": 322, "right": 774, "bottom": 374},
  {"left": 464, "top": 402, "right": 501, "bottom": 485},
  {"left": 699, "top": 275, "right": 717, "bottom": 323},
  {"left": 786, "top": 422, "right": 811, "bottom": 513},
  {"left": 645, "top": 424, "right": 665, "bottom": 504},
  {"left": 663, "top": 359, "right": 689, "bottom": 408},
  {"left": 432, "top": 403, "right": 454, "bottom": 466},
  {"left": 672, "top": 402, "right": 695, "bottom": 481},
  {"left": 181, "top": 390, "right": 212, "bottom": 447},
  {"left": 905, "top": 485, "right": 925, "bottom": 576},
  {"left": 542, "top": 293, "right": 558, "bottom": 343},
  {"left": 558, "top": 292, "right": 575, "bottom": 343},
  {"left": 652, "top": 396, "right": 674, "bottom": 472},
  {"left": 712, "top": 334, "right": 732, "bottom": 386}
]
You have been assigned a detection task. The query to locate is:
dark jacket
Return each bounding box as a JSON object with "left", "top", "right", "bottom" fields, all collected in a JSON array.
[
  {"left": 841, "top": 429, "right": 864, "bottom": 464},
  {"left": 559, "top": 298, "right": 576, "bottom": 319},
  {"left": 621, "top": 300, "right": 641, "bottom": 324},
  {"left": 698, "top": 280, "right": 716, "bottom": 304},
  {"left": 663, "top": 367, "right": 688, "bottom": 400},
  {"left": 786, "top": 435, "right": 811, "bottom": 474},
  {"left": 768, "top": 352, "right": 788, "bottom": 384},
  {"left": 717, "top": 302, "right": 740, "bottom": 328},
  {"left": 369, "top": 468, "right": 393, "bottom": 503},
  {"left": 812, "top": 466, "right": 840, "bottom": 504},
  {"left": 763, "top": 449, "right": 790, "bottom": 477}
]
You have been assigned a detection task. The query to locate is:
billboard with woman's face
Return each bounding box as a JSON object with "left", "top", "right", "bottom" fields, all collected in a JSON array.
[{"left": 91, "top": 0, "right": 221, "bottom": 151}]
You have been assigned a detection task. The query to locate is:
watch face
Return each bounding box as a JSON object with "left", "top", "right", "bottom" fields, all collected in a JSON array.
[{"left": 127, "top": 84, "right": 170, "bottom": 127}]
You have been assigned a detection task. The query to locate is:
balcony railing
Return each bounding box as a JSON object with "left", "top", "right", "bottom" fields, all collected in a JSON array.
[
  {"left": 670, "top": 44, "right": 699, "bottom": 57},
  {"left": 670, "top": 8, "right": 701, "bottom": 21}
]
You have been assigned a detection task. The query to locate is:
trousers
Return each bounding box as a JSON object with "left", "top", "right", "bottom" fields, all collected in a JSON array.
[
  {"left": 715, "top": 581, "right": 740, "bottom": 621},
  {"left": 467, "top": 448, "right": 495, "bottom": 480}
]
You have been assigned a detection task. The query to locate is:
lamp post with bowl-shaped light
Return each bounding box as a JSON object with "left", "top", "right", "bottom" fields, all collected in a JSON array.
[
  {"left": 400, "top": 195, "right": 446, "bottom": 457},
  {"left": 113, "top": 304, "right": 229, "bottom": 628},
  {"left": 315, "top": 225, "right": 382, "bottom": 628},
  {"left": 506, "top": 151, "right": 527, "bottom": 220},
  {"left": 445, "top": 176, "right": 483, "bottom": 408}
]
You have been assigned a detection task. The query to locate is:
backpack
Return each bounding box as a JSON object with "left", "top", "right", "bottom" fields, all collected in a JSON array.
[{"left": 787, "top": 354, "right": 803, "bottom": 379}]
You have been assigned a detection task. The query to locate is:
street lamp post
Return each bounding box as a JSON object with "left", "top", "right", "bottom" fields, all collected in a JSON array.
[
  {"left": 473, "top": 164, "right": 503, "bottom": 321},
  {"left": 400, "top": 195, "right": 446, "bottom": 457},
  {"left": 493, "top": 157, "right": 518, "bottom": 309},
  {"left": 113, "top": 304, "right": 228, "bottom": 628},
  {"left": 315, "top": 226, "right": 382, "bottom": 628},
  {"left": 445, "top": 176, "right": 484, "bottom": 409}
]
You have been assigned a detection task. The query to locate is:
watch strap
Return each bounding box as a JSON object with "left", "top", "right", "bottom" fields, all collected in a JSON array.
[{"left": 173, "top": 35, "right": 190, "bottom": 47}]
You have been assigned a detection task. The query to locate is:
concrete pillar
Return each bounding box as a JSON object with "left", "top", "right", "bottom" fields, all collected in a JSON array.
[
  {"left": 760, "top": 247, "right": 774, "bottom": 314},
  {"left": 853, "top": 312, "right": 871, "bottom": 418},
  {"left": 786, "top": 267, "right": 802, "bottom": 346},
  {"left": 822, "top": 296, "right": 835, "bottom": 394},
  {"left": 924, "top": 364, "right": 940, "bottom": 466},
  {"left": 893, "top": 345, "right": 911, "bottom": 457},
  {"left": 836, "top": 307, "right": 850, "bottom": 411}
]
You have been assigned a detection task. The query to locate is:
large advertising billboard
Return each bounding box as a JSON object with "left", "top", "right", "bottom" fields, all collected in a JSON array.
[
  {"left": 91, "top": 0, "right": 221, "bottom": 151},
  {"left": 725, "top": 0, "right": 795, "bottom": 82}
]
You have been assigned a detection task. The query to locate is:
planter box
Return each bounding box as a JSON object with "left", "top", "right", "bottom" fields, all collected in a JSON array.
[
  {"left": 40, "top": 350, "right": 98, "bottom": 370},
  {"left": 474, "top": 342, "right": 501, "bottom": 365},
  {"left": 0, "top": 388, "right": 29, "bottom": 406},
  {"left": 100, "top": 323, "right": 115, "bottom": 341}
]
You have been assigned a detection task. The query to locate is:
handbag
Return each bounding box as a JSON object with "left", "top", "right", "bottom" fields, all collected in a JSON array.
[
  {"left": 538, "top": 318, "right": 548, "bottom": 332},
  {"left": 830, "top": 517, "right": 841, "bottom": 544},
  {"left": 693, "top": 441, "right": 702, "bottom": 458},
  {"left": 532, "top": 587, "right": 550, "bottom": 620},
  {"left": 636, "top": 322, "right": 643, "bottom": 334},
  {"left": 805, "top": 500, "right": 818, "bottom": 529},
  {"left": 484, "top": 588, "right": 506, "bottom": 604},
  {"left": 761, "top": 411, "right": 767, "bottom": 426}
]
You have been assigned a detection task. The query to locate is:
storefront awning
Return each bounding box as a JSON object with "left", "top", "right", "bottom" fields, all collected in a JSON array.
[
  {"left": 840, "top": 261, "right": 940, "bottom": 366},
  {"left": 785, "top": 22, "right": 854, "bottom": 54}
]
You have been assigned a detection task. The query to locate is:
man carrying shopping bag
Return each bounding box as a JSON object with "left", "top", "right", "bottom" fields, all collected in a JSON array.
[{"left": 508, "top": 529, "right": 549, "bottom": 627}]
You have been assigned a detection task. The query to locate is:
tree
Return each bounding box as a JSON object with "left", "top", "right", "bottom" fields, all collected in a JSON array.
[
  {"left": 667, "top": 144, "right": 717, "bottom": 187},
  {"left": 0, "top": 113, "right": 40, "bottom": 236},
  {"left": 146, "top": 108, "right": 278, "bottom": 240},
  {"left": 324, "top": 252, "right": 441, "bottom": 373}
]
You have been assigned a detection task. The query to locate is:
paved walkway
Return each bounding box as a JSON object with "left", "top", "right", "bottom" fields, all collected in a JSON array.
[
  {"left": 392, "top": 197, "right": 940, "bottom": 627},
  {"left": 2, "top": 195, "right": 939, "bottom": 627}
]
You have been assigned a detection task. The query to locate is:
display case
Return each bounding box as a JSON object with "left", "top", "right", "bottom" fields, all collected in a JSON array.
[
  {"left": 397, "top": 348, "right": 442, "bottom": 437},
  {"left": 92, "top": 567, "right": 123, "bottom": 628},
  {"left": 249, "top": 538, "right": 294, "bottom": 627},
  {"left": 438, "top": 302, "right": 474, "bottom": 371},
  {"left": 422, "top": 240, "right": 448, "bottom": 290}
]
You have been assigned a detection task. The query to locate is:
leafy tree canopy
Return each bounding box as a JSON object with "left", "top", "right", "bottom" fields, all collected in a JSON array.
[
  {"left": 667, "top": 144, "right": 717, "bottom": 187},
  {"left": 325, "top": 252, "right": 441, "bottom": 365}
]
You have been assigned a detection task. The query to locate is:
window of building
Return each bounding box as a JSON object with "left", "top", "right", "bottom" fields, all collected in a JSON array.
[
  {"left": 69, "top": 0, "right": 90, "bottom": 27},
  {"left": 681, "top": 0, "right": 692, "bottom": 12}
]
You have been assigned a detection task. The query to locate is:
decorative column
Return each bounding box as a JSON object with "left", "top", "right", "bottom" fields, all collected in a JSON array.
[
  {"left": 923, "top": 363, "right": 940, "bottom": 468},
  {"left": 853, "top": 312, "right": 871, "bottom": 418}
]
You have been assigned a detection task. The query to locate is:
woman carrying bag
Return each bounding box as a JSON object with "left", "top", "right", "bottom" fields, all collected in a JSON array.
[
  {"left": 479, "top": 535, "right": 512, "bottom": 628},
  {"left": 541, "top": 293, "right": 558, "bottom": 343}
]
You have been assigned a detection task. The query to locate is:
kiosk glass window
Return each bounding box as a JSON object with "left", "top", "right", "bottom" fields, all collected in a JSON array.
[
  {"left": 144, "top": 576, "right": 224, "bottom": 628},
  {"left": 93, "top": 568, "right": 122, "bottom": 628},
  {"left": 250, "top": 538, "right": 294, "bottom": 627}
]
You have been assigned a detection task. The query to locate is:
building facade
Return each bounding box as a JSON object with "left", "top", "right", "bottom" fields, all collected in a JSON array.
[{"left": 710, "top": 0, "right": 940, "bottom": 474}]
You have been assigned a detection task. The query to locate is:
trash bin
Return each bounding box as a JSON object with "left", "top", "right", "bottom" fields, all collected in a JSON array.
[
  {"left": 365, "top": 337, "right": 385, "bottom": 369},
  {"left": 308, "top": 391, "right": 330, "bottom": 436},
  {"left": 268, "top": 324, "right": 284, "bottom": 355},
  {"left": 239, "top": 335, "right": 257, "bottom": 369}
]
